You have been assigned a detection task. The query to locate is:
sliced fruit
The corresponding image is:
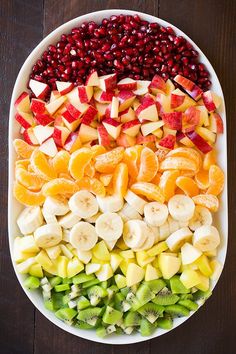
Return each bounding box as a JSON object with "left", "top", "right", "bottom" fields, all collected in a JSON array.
[
  {"left": 166, "top": 147, "right": 202, "bottom": 170},
  {"left": 181, "top": 242, "right": 202, "bottom": 265},
  {"left": 189, "top": 206, "right": 212, "bottom": 231},
  {"left": 69, "top": 148, "right": 93, "bottom": 180},
  {"left": 123, "top": 145, "right": 143, "bottom": 179},
  {"left": 159, "top": 170, "right": 180, "bottom": 201},
  {"left": 34, "top": 223, "right": 62, "bottom": 248},
  {"left": 31, "top": 149, "right": 57, "bottom": 180},
  {"left": 95, "top": 147, "right": 124, "bottom": 173},
  {"left": 144, "top": 202, "right": 168, "bottom": 226},
  {"left": 158, "top": 253, "right": 181, "bottom": 279},
  {"left": 13, "top": 182, "right": 45, "bottom": 206},
  {"left": 76, "top": 177, "right": 106, "bottom": 197},
  {"left": 195, "top": 170, "right": 209, "bottom": 189},
  {"left": 69, "top": 190, "right": 98, "bottom": 218},
  {"left": 112, "top": 163, "right": 129, "bottom": 197},
  {"left": 17, "top": 206, "right": 43, "bottom": 235},
  {"left": 192, "top": 194, "right": 219, "bottom": 212},
  {"left": 203, "top": 150, "right": 216, "bottom": 170},
  {"left": 193, "top": 225, "right": 220, "bottom": 251},
  {"left": 95, "top": 212, "right": 123, "bottom": 241},
  {"left": 176, "top": 176, "right": 199, "bottom": 197},
  {"left": 168, "top": 195, "right": 195, "bottom": 221},
  {"left": 13, "top": 139, "right": 35, "bottom": 158},
  {"left": 206, "top": 165, "right": 224, "bottom": 196},
  {"left": 180, "top": 269, "right": 200, "bottom": 289},
  {"left": 42, "top": 178, "right": 78, "bottom": 197},
  {"left": 123, "top": 220, "right": 147, "bottom": 249},
  {"left": 160, "top": 156, "right": 197, "bottom": 172},
  {"left": 126, "top": 263, "right": 145, "bottom": 286},
  {"left": 70, "top": 221, "right": 98, "bottom": 251},
  {"left": 166, "top": 227, "right": 193, "bottom": 251},
  {"left": 131, "top": 182, "right": 165, "bottom": 203},
  {"left": 124, "top": 189, "right": 147, "bottom": 214},
  {"left": 43, "top": 195, "right": 69, "bottom": 216},
  {"left": 52, "top": 150, "right": 70, "bottom": 174},
  {"left": 137, "top": 147, "right": 159, "bottom": 182}
]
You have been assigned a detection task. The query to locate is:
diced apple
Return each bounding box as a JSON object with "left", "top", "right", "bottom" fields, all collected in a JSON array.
[
  {"left": 195, "top": 254, "right": 213, "bottom": 277},
  {"left": 29, "top": 79, "right": 49, "bottom": 99},
  {"left": 35, "top": 113, "right": 54, "bottom": 126},
  {"left": 158, "top": 253, "right": 181, "bottom": 279},
  {"left": 103, "top": 118, "right": 121, "bottom": 139},
  {"left": 85, "top": 71, "right": 99, "bottom": 86},
  {"left": 210, "top": 259, "right": 223, "bottom": 281},
  {"left": 141, "top": 121, "right": 164, "bottom": 136},
  {"left": 197, "top": 105, "right": 209, "bottom": 126},
  {"left": 209, "top": 112, "right": 223, "bottom": 133},
  {"left": 15, "top": 92, "right": 31, "bottom": 113},
  {"left": 202, "top": 90, "right": 221, "bottom": 112},
  {"left": 178, "top": 134, "right": 194, "bottom": 147},
  {"left": 133, "top": 80, "right": 151, "bottom": 95},
  {"left": 53, "top": 126, "right": 70, "bottom": 147},
  {"left": 171, "top": 89, "right": 196, "bottom": 112},
  {"left": 110, "top": 96, "right": 119, "bottom": 118},
  {"left": 158, "top": 134, "right": 176, "bottom": 150},
  {"left": 180, "top": 269, "right": 201, "bottom": 289},
  {"left": 195, "top": 126, "right": 216, "bottom": 143},
  {"left": 117, "top": 91, "right": 136, "bottom": 111},
  {"left": 95, "top": 102, "right": 109, "bottom": 120},
  {"left": 126, "top": 263, "right": 145, "bottom": 286},
  {"left": 15, "top": 111, "right": 34, "bottom": 129},
  {"left": 136, "top": 95, "right": 158, "bottom": 122},
  {"left": 56, "top": 81, "right": 74, "bottom": 95},
  {"left": 65, "top": 103, "right": 82, "bottom": 120},
  {"left": 54, "top": 116, "right": 64, "bottom": 127},
  {"left": 62, "top": 110, "right": 80, "bottom": 131},
  {"left": 99, "top": 73, "right": 117, "bottom": 91},
  {"left": 145, "top": 264, "right": 160, "bottom": 281},
  {"left": 156, "top": 93, "right": 172, "bottom": 115},
  {"left": 119, "top": 107, "right": 136, "bottom": 123},
  {"left": 97, "top": 125, "right": 111, "bottom": 146},
  {"left": 39, "top": 137, "right": 58, "bottom": 157},
  {"left": 132, "top": 98, "right": 141, "bottom": 111},
  {"left": 45, "top": 95, "right": 67, "bottom": 115},
  {"left": 182, "top": 106, "right": 200, "bottom": 133},
  {"left": 23, "top": 128, "right": 39, "bottom": 145},
  {"left": 162, "top": 112, "right": 182, "bottom": 130},
  {"left": 149, "top": 75, "right": 166, "bottom": 94},
  {"left": 171, "top": 90, "right": 185, "bottom": 109},
  {"left": 136, "top": 251, "right": 155, "bottom": 267},
  {"left": 50, "top": 90, "right": 61, "bottom": 102},
  {"left": 122, "top": 119, "right": 141, "bottom": 137},
  {"left": 85, "top": 263, "right": 101, "bottom": 275},
  {"left": 56, "top": 256, "right": 68, "bottom": 278},
  {"left": 94, "top": 89, "right": 114, "bottom": 103},
  {"left": 117, "top": 78, "right": 137, "bottom": 91},
  {"left": 186, "top": 131, "right": 212, "bottom": 153},
  {"left": 29, "top": 263, "right": 43, "bottom": 278},
  {"left": 78, "top": 85, "right": 93, "bottom": 103},
  {"left": 33, "top": 125, "right": 54, "bottom": 144},
  {"left": 136, "top": 134, "right": 156, "bottom": 144},
  {"left": 165, "top": 79, "right": 175, "bottom": 95},
  {"left": 115, "top": 274, "right": 127, "bottom": 288},
  {"left": 195, "top": 272, "right": 210, "bottom": 291},
  {"left": 80, "top": 105, "right": 97, "bottom": 125},
  {"left": 163, "top": 126, "right": 177, "bottom": 137},
  {"left": 152, "top": 128, "right": 163, "bottom": 139},
  {"left": 181, "top": 243, "right": 202, "bottom": 265},
  {"left": 174, "top": 75, "right": 202, "bottom": 100},
  {"left": 116, "top": 133, "right": 136, "bottom": 147},
  {"left": 64, "top": 132, "right": 82, "bottom": 152},
  {"left": 30, "top": 98, "right": 46, "bottom": 115},
  {"left": 79, "top": 124, "right": 98, "bottom": 143},
  {"left": 66, "top": 87, "right": 88, "bottom": 110}
]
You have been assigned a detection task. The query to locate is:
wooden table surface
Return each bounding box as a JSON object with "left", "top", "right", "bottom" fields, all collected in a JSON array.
[{"left": 1, "top": 1, "right": 235, "bottom": 353}]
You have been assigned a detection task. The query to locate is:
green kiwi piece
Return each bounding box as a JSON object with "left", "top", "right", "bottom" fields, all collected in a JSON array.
[
  {"left": 126, "top": 292, "right": 142, "bottom": 311},
  {"left": 114, "top": 292, "right": 131, "bottom": 312},
  {"left": 165, "top": 304, "right": 190, "bottom": 317},
  {"left": 73, "top": 273, "right": 95, "bottom": 285},
  {"left": 138, "top": 303, "right": 164, "bottom": 323},
  {"left": 75, "top": 320, "right": 94, "bottom": 330},
  {"left": 96, "top": 326, "right": 107, "bottom": 338},
  {"left": 170, "top": 276, "right": 189, "bottom": 294},
  {"left": 140, "top": 318, "right": 156, "bottom": 336},
  {"left": 124, "top": 311, "right": 141, "bottom": 327},
  {"left": 44, "top": 299, "right": 54, "bottom": 311},
  {"left": 62, "top": 294, "right": 70, "bottom": 305},
  {"left": 102, "top": 306, "right": 123, "bottom": 325},
  {"left": 107, "top": 285, "right": 119, "bottom": 300},
  {"left": 87, "top": 285, "right": 108, "bottom": 306},
  {"left": 178, "top": 299, "right": 198, "bottom": 311},
  {"left": 54, "top": 284, "right": 70, "bottom": 292},
  {"left": 77, "top": 296, "right": 90, "bottom": 310},
  {"left": 55, "top": 307, "right": 77, "bottom": 321},
  {"left": 100, "top": 280, "right": 111, "bottom": 289},
  {"left": 192, "top": 289, "right": 212, "bottom": 301},
  {"left": 179, "top": 294, "right": 194, "bottom": 301},
  {"left": 136, "top": 284, "right": 155, "bottom": 305},
  {"left": 144, "top": 279, "right": 166, "bottom": 294},
  {"left": 52, "top": 293, "right": 64, "bottom": 310},
  {"left": 152, "top": 287, "right": 179, "bottom": 306},
  {"left": 24, "top": 276, "right": 40, "bottom": 290},
  {"left": 62, "top": 277, "right": 73, "bottom": 284},
  {"left": 156, "top": 316, "right": 173, "bottom": 330},
  {"left": 82, "top": 278, "right": 100, "bottom": 289},
  {"left": 120, "top": 287, "right": 130, "bottom": 297},
  {"left": 77, "top": 307, "right": 102, "bottom": 326},
  {"left": 49, "top": 276, "right": 62, "bottom": 288}
]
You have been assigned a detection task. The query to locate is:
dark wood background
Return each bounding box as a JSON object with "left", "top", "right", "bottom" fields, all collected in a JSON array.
[{"left": 1, "top": 1, "right": 235, "bottom": 353}]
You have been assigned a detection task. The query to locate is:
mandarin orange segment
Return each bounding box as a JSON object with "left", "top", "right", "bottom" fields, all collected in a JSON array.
[
  {"left": 192, "top": 194, "right": 219, "bottom": 212},
  {"left": 203, "top": 150, "right": 216, "bottom": 170},
  {"left": 42, "top": 178, "right": 78, "bottom": 197},
  {"left": 13, "top": 181, "right": 45, "bottom": 206},
  {"left": 176, "top": 176, "right": 199, "bottom": 197},
  {"left": 159, "top": 170, "right": 180, "bottom": 201},
  {"left": 137, "top": 147, "right": 159, "bottom": 182},
  {"left": 91, "top": 145, "right": 107, "bottom": 158},
  {"left": 95, "top": 147, "right": 124, "bottom": 173},
  {"left": 76, "top": 176, "right": 106, "bottom": 197},
  {"left": 195, "top": 170, "right": 209, "bottom": 190},
  {"left": 15, "top": 159, "right": 30, "bottom": 169},
  {"left": 52, "top": 150, "right": 70, "bottom": 174},
  {"left": 58, "top": 173, "right": 74, "bottom": 181},
  {"left": 123, "top": 145, "right": 143, "bottom": 178},
  {"left": 31, "top": 149, "right": 57, "bottom": 180},
  {"left": 160, "top": 156, "right": 198, "bottom": 171},
  {"left": 69, "top": 147, "right": 93, "bottom": 180},
  {"left": 180, "top": 170, "right": 196, "bottom": 178},
  {"left": 113, "top": 163, "right": 129, "bottom": 197},
  {"left": 106, "top": 183, "right": 114, "bottom": 196},
  {"left": 84, "top": 162, "right": 96, "bottom": 178},
  {"left": 131, "top": 182, "right": 165, "bottom": 203},
  {"left": 15, "top": 167, "right": 46, "bottom": 191},
  {"left": 99, "top": 174, "right": 113, "bottom": 186},
  {"left": 13, "top": 139, "right": 35, "bottom": 159},
  {"left": 151, "top": 172, "right": 161, "bottom": 185},
  {"left": 166, "top": 147, "right": 202, "bottom": 171},
  {"left": 155, "top": 148, "right": 169, "bottom": 162},
  {"left": 206, "top": 165, "right": 224, "bottom": 196}
]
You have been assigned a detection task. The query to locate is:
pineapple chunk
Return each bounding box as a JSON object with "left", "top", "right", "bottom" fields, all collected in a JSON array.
[
  {"left": 56, "top": 256, "right": 68, "bottom": 278},
  {"left": 96, "top": 264, "right": 113, "bottom": 281},
  {"left": 29, "top": 263, "right": 44, "bottom": 278},
  {"left": 180, "top": 269, "right": 201, "bottom": 289},
  {"left": 115, "top": 274, "right": 127, "bottom": 289},
  {"left": 92, "top": 241, "right": 110, "bottom": 261},
  {"left": 110, "top": 253, "right": 123, "bottom": 272},
  {"left": 145, "top": 264, "right": 160, "bottom": 281},
  {"left": 136, "top": 251, "right": 155, "bottom": 267},
  {"left": 45, "top": 245, "right": 61, "bottom": 259},
  {"left": 67, "top": 257, "right": 84, "bottom": 278},
  {"left": 20, "top": 235, "right": 40, "bottom": 253},
  {"left": 147, "top": 241, "right": 168, "bottom": 257},
  {"left": 126, "top": 263, "right": 145, "bottom": 287}
]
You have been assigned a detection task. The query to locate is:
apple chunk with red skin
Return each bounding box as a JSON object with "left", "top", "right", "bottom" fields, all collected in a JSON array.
[
  {"left": 162, "top": 112, "right": 182, "bottom": 131},
  {"left": 35, "top": 113, "right": 54, "bottom": 126},
  {"left": 119, "top": 107, "right": 136, "bottom": 123},
  {"left": 110, "top": 96, "right": 119, "bottom": 118},
  {"left": 85, "top": 71, "right": 99, "bottom": 87},
  {"left": 182, "top": 107, "right": 200, "bottom": 133},
  {"left": 174, "top": 74, "right": 202, "bottom": 100},
  {"left": 56, "top": 81, "right": 74, "bottom": 95},
  {"left": 209, "top": 112, "right": 223, "bottom": 133},
  {"left": 39, "top": 137, "right": 58, "bottom": 157},
  {"left": 117, "top": 133, "right": 136, "bottom": 147},
  {"left": 186, "top": 131, "right": 212, "bottom": 153},
  {"left": 95, "top": 102, "right": 109, "bottom": 121},
  {"left": 33, "top": 125, "right": 54, "bottom": 144},
  {"left": 97, "top": 125, "right": 110, "bottom": 146},
  {"left": 99, "top": 73, "right": 117, "bottom": 91},
  {"left": 149, "top": 75, "right": 166, "bottom": 94},
  {"left": 136, "top": 134, "right": 156, "bottom": 144},
  {"left": 133, "top": 80, "right": 151, "bottom": 95},
  {"left": 15, "top": 92, "right": 31, "bottom": 113},
  {"left": 80, "top": 106, "right": 97, "bottom": 125},
  {"left": 117, "top": 78, "right": 137, "bottom": 91},
  {"left": 102, "top": 118, "right": 121, "bottom": 139},
  {"left": 122, "top": 119, "right": 141, "bottom": 137},
  {"left": 65, "top": 103, "right": 82, "bottom": 120},
  {"left": 79, "top": 124, "right": 98, "bottom": 143},
  {"left": 15, "top": 112, "right": 34, "bottom": 129},
  {"left": 94, "top": 89, "right": 114, "bottom": 103},
  {"left": 53, "top": 126, "right": 70, "bottom": 147},
  {"left": 50, "top": 90, "right": 61, "bottom": 102},
  {"left": 136, "top": 95, "right": 158, "bottom": 122},
  {"left": 171, "top": 89, "right": 196, "bottom": 112},
  {"left": 29, "top": 79, "right": 50, "bottom": 99},
  {"left": 158, "top": 134, "right": 176, "bottom": 150},
  {"left": 64, "top": 132, "right": 81, "bottom": 152},
  {"left": 202, "top": 91, "right": 221, "bottom": 112},
  {"left": 45, "top": 96, "right": 67, "bottom": 115},
  {"left": 23, "top": 128, "right": 39, "bottom": 145},
  {"left": 62, "top": 110, "right": 81, "bottom": 131},
  {"left": 117, "top": 91, "right": 136, "bottom": 111},
  {"left": 78, "top": 85, "right": 93, "bottom": 103},
  {"left": 30, "top": 98, "right": 46, "bottom": 115}
]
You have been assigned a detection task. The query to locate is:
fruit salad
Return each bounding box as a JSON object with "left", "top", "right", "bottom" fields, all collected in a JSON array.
[{"left": 12, "top": 14, "right": 225, "bottom": 339}]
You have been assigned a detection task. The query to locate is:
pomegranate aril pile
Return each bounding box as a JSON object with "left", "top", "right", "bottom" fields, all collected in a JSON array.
[{"left": 29, "top": 14, "right": 211, "bottom": 93}]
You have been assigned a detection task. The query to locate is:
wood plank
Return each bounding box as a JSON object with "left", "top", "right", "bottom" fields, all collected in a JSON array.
[{"left": 0, "top": 1, "right": 44, "bottom": 353}]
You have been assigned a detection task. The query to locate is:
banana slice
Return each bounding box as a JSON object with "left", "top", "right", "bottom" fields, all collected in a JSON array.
[
  {"left": 95, "top": 212, "right": 123, "bottom": 241},
  {"left": 166, "top": 227, "right": 193, "bottom": 251},
  {"left": 17, "top": 206, "right": 43, "bottom": 235},
  {"left": 168, "top": 216, "right": 179, "bottom": 234},
  {"left": 43, "top": 196, "right": 70, "bottom": 216},
  {"left": 97, "top": 194, "right": 124, "bottom": 213},
  {"left": 85, "top": 212, "right": 102, "bottom": 224},
  {"left": 133, "top": 225, "right": 155, "bottom": 251},
  {"left": 193, "top": 225, "right": 220, "bottom": 252},
  {"left": 178, "top": 220, "right": 189, "bottom": 228},
  {"left": 168, "top": 195, "right": 195, "bottom": 222},
  {"left": 144, "top": 202, "right": 169, "bottom": 227},
  {"left": 34, "top": 223, "right": 62, "bottom": 248},
  {"left": 189, "top": 206, "right": 213, "bottom": 231},
  {"left": 124, "top": 190, "right": 147, "bottom": 215},
  {"left": 123, "top": 220, "right": 147, "bottom": 249},
  {"left": 42, "top": 207, "right": 57, "bottom": 224},
  {"left": 70, "top": 221, "right": 98, "bottom": 251},
  {"left": 58, "top": 212, "right": 81, "bottom": 229},
  {"left": 69, "top": 190, "right": 98, "bottom": 218},
  {"left": 159, "top": 221, "right": 170, "bottom": 241},
  {"left": 148, "top": 224, "right": 160, "bottom": 244},
  {"left": 118, "top": 203, "right": 142, "bottom": 222}
]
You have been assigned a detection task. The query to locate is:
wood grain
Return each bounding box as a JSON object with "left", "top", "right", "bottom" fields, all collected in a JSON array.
[{"left": 1, "top": 0, "right": 236, "bottom": 353}]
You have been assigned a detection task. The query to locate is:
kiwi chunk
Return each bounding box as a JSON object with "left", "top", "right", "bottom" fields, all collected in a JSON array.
[
  {"left": 49, "top": 276, "right": 62, "bottom": 288},
  {"left": 75, "top": 320, "right": 94, "bottom": 330},
  {"left": 156, "top": 316, "right": 173, "bottom": 330},
  {"left": 170, "top": 276, "right": 189, "bottom": 294},
  {"left": 52, "top": 293, "right": 64, "bottom": 310},
  {"left": 54, "top": 284, "right": 70, "bottom": 292},
  {"left": 152, "top": 287, "right": 179, "bottom": 306},
  {"left": 55, "top": 307, "right": 77, "bottom": 321},
  {"left": 179, "top": 293, "right": 193, "bottom": 301},
  {"left": 140, "top": 318, "right": 156, "bottom": 336},
  {"left": 103, "top": 306, "right": 123, "bottom": 325},
  {"left": 87, "top": 285, "right": 108, "bottom": 306},
  {"left": 192, "top": 289, "right": 212, "bottom": 302},
  {"left": 124, "top": 311, "right": 141, "bottom": 327},
  {"left": 96, "top": 326, "right": 107, "bottom": 338},
  {"left": 144, "top": 279, "right": 166, "bottom": 294},
  {"left": 120, "top": 287, "right": 130, "bottom": 297},
  {"left": 138, "top": 303, "right": 164, "bottom": 323},
  {"left": 114, "top": 292, "right": 131, "bottom": 312},
  {"left": 24, "top": 276, "right": 40, "bottom": 290},
  {"left": 107, "top": 285, "right": 119, "bottom": 300},
  {"left": 77, "top": 307, "right": 102, "bottom": 326},
  {"left": 165, "top": 304, "right": 190, "bottom": 317},
  {"left": 126, "top": 292, "right": 142, "bottom": 311},
  {"left": 136, "top": 284, "right": 155, "bottom": 305},
  {"left": 62, "top": 277, "right": 73, "bottom": 284},
  {"left": 73, "top": 273, "right": 95, "bottom": 284},
  {"left": 77, "top": 296, "right": 90, "bottom": 310},
  {"left": 178, "top": 299, "right": 198, "bottom": 311},
  {"left": 44, "top": 299, "right": 54, "bottom": 311},
  {"left": 82, "top": 278, "right": 100, "bottom": 289}
]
